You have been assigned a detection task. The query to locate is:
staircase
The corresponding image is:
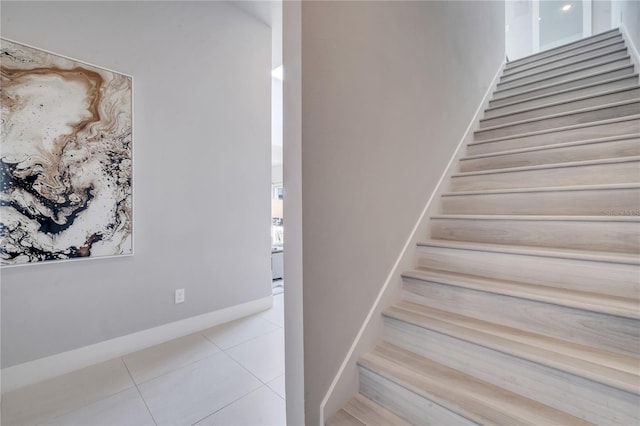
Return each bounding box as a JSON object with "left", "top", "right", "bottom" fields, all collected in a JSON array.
[{"left": 328, "top": 28, "right": 640, "bottom": 425}]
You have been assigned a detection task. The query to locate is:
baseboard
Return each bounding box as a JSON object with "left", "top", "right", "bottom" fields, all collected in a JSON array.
[
  {"left": 318, "top": 57, "right": 507, "bottom": 426},
  {"left": 620, "top": 23, "right": 640, "bottom": 74},
  {"left": 1, "top": 295, "right": 272, "bottom": 394}
]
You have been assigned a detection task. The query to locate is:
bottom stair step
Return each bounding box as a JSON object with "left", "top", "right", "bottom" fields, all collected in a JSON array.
[
  {"left": 358, "top": 342, "right": 592, "bottom": 425},
  {"left": 327, "top": 394, "right": 411, "bottom": 426}
]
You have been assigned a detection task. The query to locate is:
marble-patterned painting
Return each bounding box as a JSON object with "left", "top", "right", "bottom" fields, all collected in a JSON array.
[{"left": 1, "top": 39, "right": 133, "bottom": 266}]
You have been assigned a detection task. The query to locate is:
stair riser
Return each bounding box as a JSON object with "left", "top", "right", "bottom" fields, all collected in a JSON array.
[
  {"left": 494, "top": 63, "right": 633, "bottom": 100},
  {"left": 442, "top": 186, "right": 640, "bottom": 216},
  {"left": 461, "top": 138, "right": 640, "bottom": 172},
  {"left": 467, "top": 118, "right": 640, "bottom": 155},
  {"left": 358, "top": 367, "right": 474, "bottom": 425},
  {"left": 503, "top": 40, "right": 626, "bottom": 78},
  {"left": 486, "top": 76, "right": 639, "bottom": 116},
  {"left": 450, "top": 160, "right": 640, "bottom": 191},
  {"left": 384, "top": 317, "right": 640, "bottom": 425},
  {"left": 506, "top": 31, "right": 621, "bottom": 70},
  {"left": 401, "top": 279, "right": 639, "bottom": 355},
  {"left": 480, "top": 88, "right": 640, "bottom": 128},
  {"left": 430, "top": 218, "right": 640, "bottom": 253},
  {"left": 497, "top": 57, "right": 630, "bottom": 93},
  {"left": 474, "top": 101, "right": 640, "bottom": 141},
  {"left": 415, "top": 244, "right": 640, "bottom": 299},
  {"left": 500, "top": 50, "right": 629, "bottom": 87}
]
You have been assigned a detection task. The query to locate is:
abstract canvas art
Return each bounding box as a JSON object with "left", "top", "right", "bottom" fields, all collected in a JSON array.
[{"left": 1, "top": 39, "right": 133, "bottom": 266}]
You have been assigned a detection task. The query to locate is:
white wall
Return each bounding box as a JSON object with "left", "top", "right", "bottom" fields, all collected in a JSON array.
[
  {"left": 506, "top": 0, "right": 535, "bottom": 60},
  {"left": 618, "top": 0, "right": 640, "bottom": 51},
  {"left": 1, "top": 1, "right": 272, "bottom": 368},
  {"left": 296, "top": 1, "right": 505, "bottom": 422},
  {"left": 283, "top": 2, "right": 305, "bottom": 423},
  {"left": 593, "top": 0, "right": 612, "bottom": 34}
]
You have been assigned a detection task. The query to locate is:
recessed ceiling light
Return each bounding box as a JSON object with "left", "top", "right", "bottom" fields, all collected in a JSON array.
[{"left": 562, "top": 4, "right": 572, "bottom": 12}]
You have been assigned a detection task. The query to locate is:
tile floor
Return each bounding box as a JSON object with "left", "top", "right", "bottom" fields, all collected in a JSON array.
[{"left": 1, "top": 293, "right": 286, "bottom": 426}]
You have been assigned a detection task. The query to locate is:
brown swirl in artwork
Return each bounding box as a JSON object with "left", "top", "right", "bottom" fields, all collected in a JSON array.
[{"left": 0, "top": 39, "right": 133, "bottom": 265}]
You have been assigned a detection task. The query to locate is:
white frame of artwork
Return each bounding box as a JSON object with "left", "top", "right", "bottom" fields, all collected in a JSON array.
[{"left": 1, "top": 38, "right": 134, "bottom": 268}]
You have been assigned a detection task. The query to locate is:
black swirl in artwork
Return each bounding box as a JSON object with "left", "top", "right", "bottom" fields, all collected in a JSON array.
[{"left": 1, "top": 38, "right": 133, "bottom": 265}]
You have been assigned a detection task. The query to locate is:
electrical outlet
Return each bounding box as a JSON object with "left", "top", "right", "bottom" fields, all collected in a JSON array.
[{"left": 175, "top": 288, "right": 185, "bottom": 304}]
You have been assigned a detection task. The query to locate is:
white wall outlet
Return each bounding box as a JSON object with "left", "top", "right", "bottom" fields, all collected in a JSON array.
[{"left": 175, "top": 288, "right": 185, "bottom": 304}]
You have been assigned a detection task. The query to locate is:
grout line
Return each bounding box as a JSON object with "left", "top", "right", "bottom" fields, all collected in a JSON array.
[
  {"left": 186, "top": 340, "right": 286, "bottom": 425},
  {"left": 128, "top": 349, "right": 222, "bottom": 387},
  {"left": 265, "top": 375, "right": 287, "bottom": 401},
  {"left": 189, "top": 384, "right": 277, "bottom": 426},
  {"left": 203, "top": 325, "right": 283, "bottom": 352},
  {"left": 121, "top": 358, "right": 159, "bottom": 426}
]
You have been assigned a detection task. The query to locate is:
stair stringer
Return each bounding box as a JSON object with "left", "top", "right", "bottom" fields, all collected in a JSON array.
[{"left": 319, "top": 58, "right": 507, "bottom": 425}]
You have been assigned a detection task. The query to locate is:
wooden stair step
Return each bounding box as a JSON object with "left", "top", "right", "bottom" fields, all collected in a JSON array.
[
  {"left": 415, "top": 238, "right": 639, "bottom": 300},
  {"left": 359, "top": 343, "right": 593, "bottom": 426},
  {"left": 500, "top": 48, "right": 628, "bottom": 87},
  {"left": 343, "top": 394, "right": 411, "bottom": 426},
  {"left": 460, "top": 134, "right": 640, "bottom": 172},
  {"left": 474, "top": 99, "right": 640, "bottom": 141},
  {"left": 326, "top": 409, "right": 364, "bottom": 426},
  {"left": 430, "top": 214, "right": 640, "bottom": 253},
  {"left": 491, "top": 65, "right": 636, "bottom": 106},
  {"left": 467, "top": 115, "right": 640, "bottom": 155},
  {"left": 486, "top": 74, "right": 639, "bottom": 115},
  {"left": 480, "top": 86, "right": 640, "bottom": 128},
  {"left": 400, "top": 269, "right": 639, "bottom": 360},
  {"left": 505, "top": 29, "right": 620, "bottom": 70},
  {"left": 417, "top": 238, "right": 640, "bottom": 266},
  {"left": 495, "top": 63, "right": 633, "bottom": 101},
  {"left": 402, "top": 266, "right": 640, "bottom": 320},
  {"left": 496, "top": 56, "right": 630, "bottom": 94},
  {"left": 503, "top": 38, "right": 626, "bottom": 78},
  {"left": 441, "top": 182, "right": 640, "bottom": 216},
  {"left": 451, "top": 156, "right": 640, "bottom": 191},
  {"left": 386, "top": 299, "right": 640, "bottom": 393}
]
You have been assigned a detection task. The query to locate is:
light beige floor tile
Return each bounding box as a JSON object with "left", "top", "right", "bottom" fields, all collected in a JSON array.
[
  {"left": 123, "top": 332, "right": 219, "bottom": 384},
  {"left": 266, "top": 375, "right": 286, "bottom": 400},
  {"left": 138, "top": 351, "right": 261, "bottom": 426},
  {"left": 257, "top": 294, "right": 284, "bottom": 327},
  {"left": 225, "top": 329, "right": 284, "bottom": 383},
  {"left": 39, "top": 387, "right": 155, "bottom": 426},
  {"left": 201, "top": 315, "right": 280, "bottom": 350},
  {"left": 1, "top": 358, "right": 133, "bottom": 426},
  {"left": 195, "top": 385, "right": 286, "bottom": 426}
]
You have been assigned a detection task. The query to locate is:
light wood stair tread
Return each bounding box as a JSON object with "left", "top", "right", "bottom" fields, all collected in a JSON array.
[
  {"left": 462, "top": 134, "right": 640, "bottom": 160},
  {"left": 360, "top": 343, "right": 594, "bottom": 425},
  {"left": 326, "top": 409, "right": 365, "bottom": 426},
  {"left": 503, "top": 38, "right": 626, "bottom": 77},
  {"left": 342, "top": 394, "right": 412, "bottom": 426},
  {"left": 475, "top": 98, "right": 640, "bottom": 134},
  {"left": 481, "top": 86, "right": 640, "bottom": 123},
  {"left": 505, "top": 29, "right": 620, "bottom": 68},
  {"left": 431, "top": 214, "right": 640, "bottom": 222},
  {"left": 402, "top": 266, "right": 640, "bottom": 320},
  {"left": 416, "top": 238, "right": 640, "bottom": 265},
  {"left": 468, "top": 115, "right": 640, "bottom": 145},
  {"left": 452, "top": 155, "right": 640, "bottom": 177},
  {"left": 486, "top": 74, "right": 639, "bottom": 112},
  {"left": 493, "top": 64, "right": 634, "bottom": 101},
  {"left": 495, "top": 55, "right": 631, "bottom": 93},
  {"left": 499, "top": 47, "right": 629, "bottom": 85},
  {"left": 385, "top": 300, "right": 640, "bottom": 395}
]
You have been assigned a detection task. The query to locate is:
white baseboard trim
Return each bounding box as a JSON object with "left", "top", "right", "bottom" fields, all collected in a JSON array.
[
  {"left": 318, "top": 58, "right": 507, "bottom": 426},
  {"left": 620, "top": 23, "right": 640, "bottom": 74},
  {"left": 1, "top": 295, "right": 272, "bottom": 394}
]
